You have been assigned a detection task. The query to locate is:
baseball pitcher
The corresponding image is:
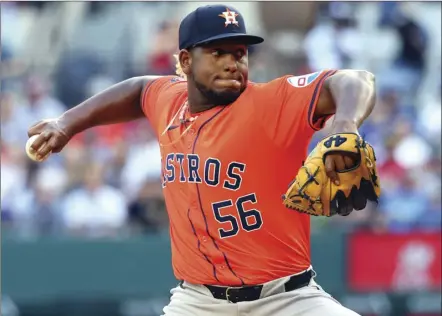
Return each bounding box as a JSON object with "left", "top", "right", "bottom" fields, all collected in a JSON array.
[{"left": 27, "top": 4, "right": 380, "bottom": 316}]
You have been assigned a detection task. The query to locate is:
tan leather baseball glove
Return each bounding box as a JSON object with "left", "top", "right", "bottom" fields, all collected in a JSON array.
[{"left": 282, "top": 133, "right": 381, "bottom": 216}]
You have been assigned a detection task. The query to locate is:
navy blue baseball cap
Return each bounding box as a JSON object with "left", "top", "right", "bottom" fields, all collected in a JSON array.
[{"left": 179, "top": 4, "right": 264, "bottom": 50}]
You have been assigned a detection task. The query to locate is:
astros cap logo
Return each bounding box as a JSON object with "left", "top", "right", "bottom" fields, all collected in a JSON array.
[{"left": 219, "top": 8, "right": 239, "bottom": 27}]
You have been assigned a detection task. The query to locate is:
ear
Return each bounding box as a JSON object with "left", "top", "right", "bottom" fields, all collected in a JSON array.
[{"left": 179, "top": 49, "right": 192, "bottom": 76}]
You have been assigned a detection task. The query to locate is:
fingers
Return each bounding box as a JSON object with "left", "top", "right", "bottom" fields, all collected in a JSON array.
[
  {"left": 30, "top": 132, "right": 51, "bottom": 153},
  {"left": 330, "top": 191, "right": 353, "bottom": 216},
  {"left": 28, "top": 122, "right": 43, "bottom": 138},
  {"left": 339, "top": 198, "right": 353, "bottom": 216},
  {"left": 26, "top": 118, "right": 71, "bottom": 159},
  {"left": 344, "top": 155, "right": 356, "bottom": 169},
  {"left": 36, "top": 136, "right": 56, "bottom": 158},
  {"left": 351, "top": 186, "right": 367, "bottom": 211},
  {"left": 325, "top": 156, "right": 340, "bottom": 185},
  {"left": 27, "top": 119, "right": 56, "bottom": 138},
  {"left": 334, "top": 155, "right": 346, "bottom": 171},
  {"left": 360, "top": 179, "right": 379, "bottom": 202}
]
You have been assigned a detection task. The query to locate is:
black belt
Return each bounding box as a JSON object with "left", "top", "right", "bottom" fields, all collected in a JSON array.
[{"left": 203, "top": 270, "right": 313, "bottom": 303}]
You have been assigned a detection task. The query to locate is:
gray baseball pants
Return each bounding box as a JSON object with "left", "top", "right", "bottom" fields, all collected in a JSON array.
[{"left": 162, "top": 270, "right": 360, "bottom": 316}]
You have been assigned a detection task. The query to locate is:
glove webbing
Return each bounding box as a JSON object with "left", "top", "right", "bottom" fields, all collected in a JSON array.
[{"left": 284, "top": 166, "right": 322, "bottom": 215}]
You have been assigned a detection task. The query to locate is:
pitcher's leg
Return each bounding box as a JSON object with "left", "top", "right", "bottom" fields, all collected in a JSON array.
[
  {"left": 162, "top": 282, "right": 238, "bottom": 316},
  {"left": 241, "top": 284, "right": 360, "bottom": 316}
]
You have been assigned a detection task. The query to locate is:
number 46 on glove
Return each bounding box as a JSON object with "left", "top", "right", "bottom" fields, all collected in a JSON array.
[{"left": 282, "top": 133, "right": 381, "bottom": 217}]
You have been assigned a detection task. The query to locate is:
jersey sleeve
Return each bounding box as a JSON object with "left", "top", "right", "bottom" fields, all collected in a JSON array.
[
  {"left": 254, "top": 69, "right": 337, "bottom": 147},
  {"left": 140, "top": 75, "right": 182, "bottom": 123}
]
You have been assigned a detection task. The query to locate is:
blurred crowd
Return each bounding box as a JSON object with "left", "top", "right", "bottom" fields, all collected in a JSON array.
[{"left": 1, "top": 2, "right": 440, "bottom": 239}]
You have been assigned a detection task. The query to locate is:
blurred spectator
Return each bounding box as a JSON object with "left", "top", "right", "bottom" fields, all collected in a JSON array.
[
  {"left": 1, "top": 143, "right": 29, "bottom": 229},
  {"left": 105, "top": 140, "right": 130, "bottom": 189},
  {"left": 2, "top": 74, "right": 66, "bottom": 146},
  {"left": 61, "top": 163, "right": 128, "bottom": 238},
  {"left": 120, "top": 122, "right": 163, "bottom": 201},
  {"left": 391, "top": 7, "right": 427, "bottom": 72},
  {"left": 417, "top": 92, "right": 441, "bottom": 149},
  {"left": 417, "top": 192, "right": 442, "bottom": 231},
  {"left": 55, "top": 51, "right": 105, "bottom": 107},
  {"left": 378, "top": 5, "right": 428, "bottom": 100},
  {"left": 146, "top": 21, "right": 179, "bottom": 75},
  {"left": 392, "top": 129, "right": 433, "bottom": 169},
  {"left": 128, "top": 180, "right": 168, "bottom": 234},
  {"left": 377, "top": 140, "right": 407, "bottom": 191},
  {"left": 1, "top": 2, "right": 440, "bottom": 239},
  {"left": 1, "top": 44, "right": 27, "bottom": 92},
  {"left": 303, "top": 2, "right": 360, "bottom": 71},
  {"left": 6, "top": 166, "right": 68, "bottom": 237},
  {"left": 380, "top": 173, "right": 430, "bottom": 232}
]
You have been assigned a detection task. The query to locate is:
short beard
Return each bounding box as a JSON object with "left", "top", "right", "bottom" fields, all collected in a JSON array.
[{"left": 194, "top": 78, "right": 244, "bottom": 106}]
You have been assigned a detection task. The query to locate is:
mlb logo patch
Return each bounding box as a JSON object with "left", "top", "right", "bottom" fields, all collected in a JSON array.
[
  {"left": 170, "top": 77, "right": 185, "bottom": 83},
  {"left": 287, "top": 71, "right": 322, "bottom": 88}
]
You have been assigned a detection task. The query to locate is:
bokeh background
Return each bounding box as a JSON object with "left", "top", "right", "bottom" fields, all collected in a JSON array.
[{"left": 1, "top": 2, "right": 441, "bottom": 316}]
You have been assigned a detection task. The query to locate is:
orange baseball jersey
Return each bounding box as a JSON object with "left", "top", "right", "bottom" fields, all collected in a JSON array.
[{"left": 141, "top": 70, "right": 336, "bottom": 286}]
